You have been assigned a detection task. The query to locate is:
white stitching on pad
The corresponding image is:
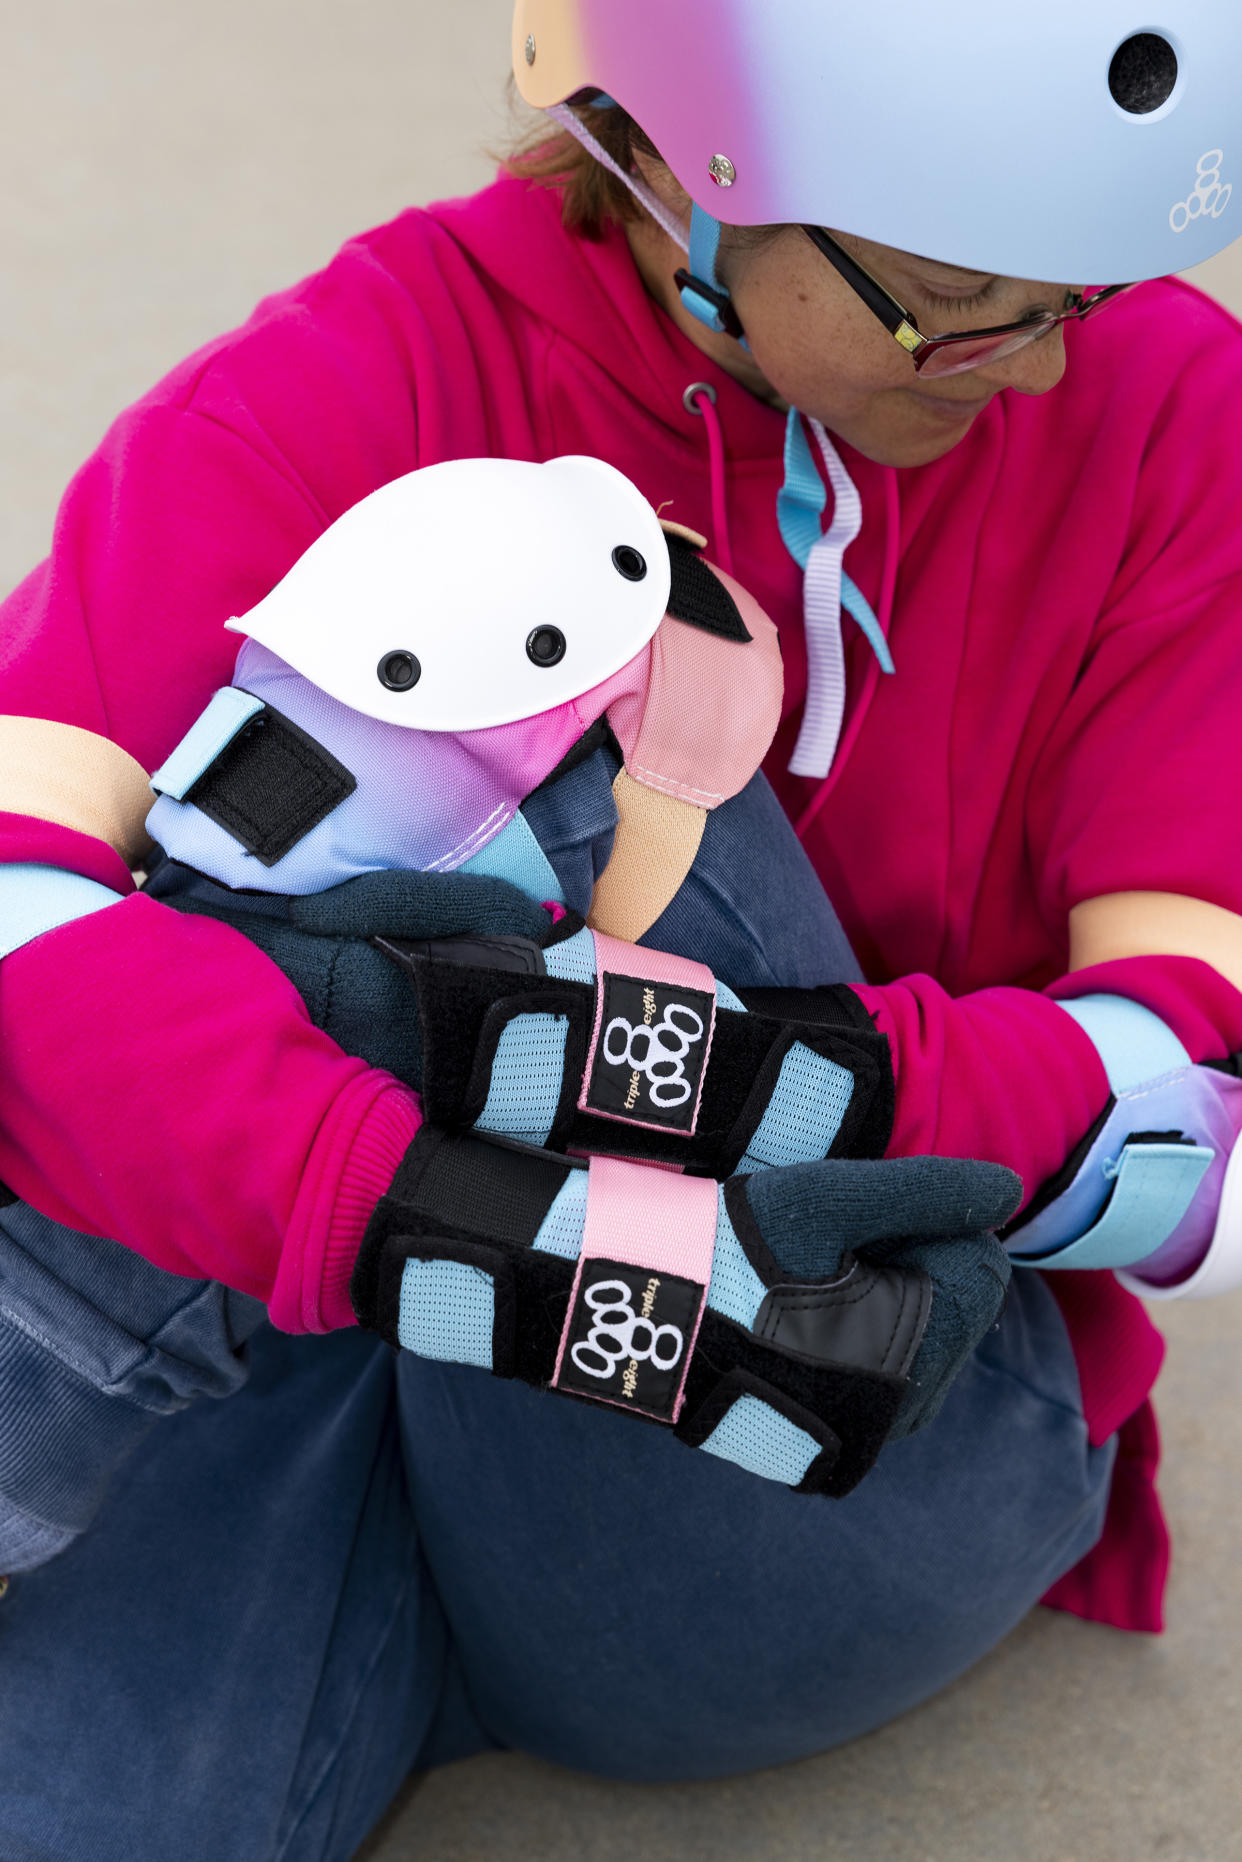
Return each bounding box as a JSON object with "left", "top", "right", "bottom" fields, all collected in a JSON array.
[
  {"left": 425, "top": 802, "right": 512, "bottom": 872},
  {"left": 631, "top": 764, "right": 725, "bottom": 803}
]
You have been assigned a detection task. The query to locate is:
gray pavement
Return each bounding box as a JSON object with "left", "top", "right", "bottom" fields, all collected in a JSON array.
[{"left": 3, "top": 7, "right": 1240, "bottom": 1858}]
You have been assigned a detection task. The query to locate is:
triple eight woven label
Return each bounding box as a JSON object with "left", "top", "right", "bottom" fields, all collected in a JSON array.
[
  {"left": 583, "top": 969, "right": 715, "bottom": 1134},
  {"left": 554, "top": 1256, "right": 705, "bottom": 1422}
]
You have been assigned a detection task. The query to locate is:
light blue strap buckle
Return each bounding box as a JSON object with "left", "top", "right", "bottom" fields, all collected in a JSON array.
[
  {"left": 148, "top": 688, "right": 264, "bottom": 802},
  {"left": 0, "top": 865, "right": 124, "bottom": 961},
  {"left": 1011, "top": 1139, "right": 1213, "bottom": 1272}
]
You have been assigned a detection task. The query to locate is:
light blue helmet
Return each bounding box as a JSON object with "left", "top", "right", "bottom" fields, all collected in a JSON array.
[{"left": 515, "top": 0, "right": 1242, "bottom": 282}]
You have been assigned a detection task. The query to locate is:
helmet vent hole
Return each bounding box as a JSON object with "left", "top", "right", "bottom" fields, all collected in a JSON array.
[{"left": 1109, "top": 33, "right": 1178, "bottom": 115}]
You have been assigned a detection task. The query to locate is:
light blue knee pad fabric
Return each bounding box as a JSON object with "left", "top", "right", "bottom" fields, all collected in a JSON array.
[
  {"left": 475, "top": 1014, "right": 571, "bottom": 1147},
  {"left": 738, "top": 1043, "right": 856, "bottom": 1171}
]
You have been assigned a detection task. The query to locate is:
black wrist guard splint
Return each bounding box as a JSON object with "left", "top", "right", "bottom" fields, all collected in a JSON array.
[
  {"left": 374, "top": 927, "right": 893, "bottom": 1177},
  {"left": 351, "top": 1126, "right": 929, "bottom": 1497}
]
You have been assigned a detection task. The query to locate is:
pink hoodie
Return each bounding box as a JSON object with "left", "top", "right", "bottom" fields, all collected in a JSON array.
[{"left": 7, "top": 173, "right": 1242, "bottom": 1629}]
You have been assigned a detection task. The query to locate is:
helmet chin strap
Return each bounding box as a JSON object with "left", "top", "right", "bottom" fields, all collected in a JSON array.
[
  {"left": 675, "top": 205, "right": 747, "bottom": 344},
  {"left": 544, "top": 104, "right": 744, "bottom": 344}
]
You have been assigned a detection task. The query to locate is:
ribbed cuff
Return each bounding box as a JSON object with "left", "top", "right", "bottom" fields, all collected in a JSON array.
[{"left": 271, "top": 1075, "right": 422, "bottom": 1334}]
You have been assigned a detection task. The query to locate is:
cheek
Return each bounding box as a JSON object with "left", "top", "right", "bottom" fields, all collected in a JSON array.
[
  {"left": 746, "top": 310, "right": 902, "bottom": 423},
  {"left": 731, "top": 248, "right": 900, "bottom": 409}
]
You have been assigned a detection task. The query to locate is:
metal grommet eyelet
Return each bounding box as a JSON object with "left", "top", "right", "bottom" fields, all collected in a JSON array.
[
  {"left": 526, "top": 625, "right": 567, "bottom": 667},
  {"left": 524, "top": 32, "right": 536, "bottom": 65},
  {"left": 611, "top": 545, "right": 648, "bottom": 582},
  {"left": 683, "top": 381, "right": 718, "bottom": 416},
  {"left": 377, "top": 651, "right": 421, "bottom": 691}
]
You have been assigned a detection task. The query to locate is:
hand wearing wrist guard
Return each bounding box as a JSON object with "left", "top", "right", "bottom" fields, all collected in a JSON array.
[
  {"left": 352, "top": 1129, "right": 1019, "bottom": 1494},
  {"left": 379, "top": 921, "right": 893, "bottom": 1173}
]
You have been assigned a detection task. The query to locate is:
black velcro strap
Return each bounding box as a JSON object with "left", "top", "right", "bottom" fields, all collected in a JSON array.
[
  {"left": 673, "top": 1343, "right": 903, "bottom": 1499},
  {"left": 665, "top": 533, "right": 751, "bottom": 641},
  {"left": 351, "top": 1126, "right": 575, "bottom": 1343},
  {"left": 184, "top": 702, "right": 356, "bottom": 867}
]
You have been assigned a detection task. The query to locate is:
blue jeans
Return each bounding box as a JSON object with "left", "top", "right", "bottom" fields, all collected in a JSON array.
[{"left": 0, "top": 764, "right": 1115, "bottom": 1860}]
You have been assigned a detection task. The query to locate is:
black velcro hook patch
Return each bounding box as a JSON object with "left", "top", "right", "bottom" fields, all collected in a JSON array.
[
  {"left": 185, "top": 703, "right": 357, "bottom": 868},
  {"left": 584, "top": 971, "right": 715, "bottom": 1134},
  {"left": 555, "top": 1257, "right": 705, "bottom": 1422},
  {"left": 665, "top": 533, "right": 751, "bottom": 642}
]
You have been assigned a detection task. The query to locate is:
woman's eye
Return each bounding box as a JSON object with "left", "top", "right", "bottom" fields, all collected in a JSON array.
[{"left": 918, "top": 283, "right": 996, "bottom": 315}]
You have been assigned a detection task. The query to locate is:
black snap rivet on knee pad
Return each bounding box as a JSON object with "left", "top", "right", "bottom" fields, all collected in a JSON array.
[
  {"left": 1109, "top": 33, "right": 1178, "bottom": 115},
  {"left": 611, "top": 545, "right": 648, "bottom": 582},
  {"left": 377, "top": 651, "right": 421, "bottom": 691},
  {"left": 526, "top": 626, "right": 567, "bottom": 667}
]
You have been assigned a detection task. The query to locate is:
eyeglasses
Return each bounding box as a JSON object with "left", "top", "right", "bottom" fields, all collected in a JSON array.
[{"left": 803, "top": 225, "right": 1134, "bottom": 379}]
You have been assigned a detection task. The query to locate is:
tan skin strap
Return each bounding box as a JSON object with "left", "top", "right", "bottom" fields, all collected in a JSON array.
[
  {"left": 587, "top": 769, "right": 707, "bottom": 944},
  {"left": 0, "top": 716, "right": 154, "bottom": 867}
]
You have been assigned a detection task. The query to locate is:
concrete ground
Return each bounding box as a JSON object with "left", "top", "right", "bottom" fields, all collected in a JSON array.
[{"left": 3, "top": 6, "right": 1240, "bottom": 1857}]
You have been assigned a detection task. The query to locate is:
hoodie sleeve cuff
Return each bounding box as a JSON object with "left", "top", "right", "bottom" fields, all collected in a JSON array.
[
  {"left": 1046, "top": 952, "right": 1242, "bottom": 1065},
  {"left": 0, "top": 814, "right": 137, "bottom": 893},
  {"left": 271, "top": 1075, "right": 422, "bottom": 1334}
]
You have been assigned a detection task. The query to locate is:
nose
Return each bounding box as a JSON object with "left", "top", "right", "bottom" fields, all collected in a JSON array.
[{"left": 973, "top": 323, "right": 1069, "bottom": 398}]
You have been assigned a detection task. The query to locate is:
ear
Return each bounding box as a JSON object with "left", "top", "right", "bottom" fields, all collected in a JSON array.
[{"left": 662, "top": 532, "right": 752, "bottom": 643}]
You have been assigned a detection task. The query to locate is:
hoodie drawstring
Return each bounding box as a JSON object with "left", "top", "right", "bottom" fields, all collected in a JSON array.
[
  {"left": 684, "top": 383, "right": 734, "bottom": 578},
  {"left": 795, "top": 464, "right": 902, "bottom": 839},
  {"left": 778, "top": 409, "right": 896, "bottom": 780}
]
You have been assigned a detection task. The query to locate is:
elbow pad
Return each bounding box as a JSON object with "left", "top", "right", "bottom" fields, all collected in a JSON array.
[{"left": 1005, "top": 994, "right": 1242, "bottom": 1300}]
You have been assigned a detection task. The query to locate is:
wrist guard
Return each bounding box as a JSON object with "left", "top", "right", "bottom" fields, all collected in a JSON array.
[
  {"left": 376, "top": 924, "right": 893, "bottom": 1176},
  {"left": 351, "top": 1128, "right": 930, "bottom": 1496}
]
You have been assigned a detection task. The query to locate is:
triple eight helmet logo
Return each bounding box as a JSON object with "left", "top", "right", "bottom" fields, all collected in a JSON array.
[{"left": 1171, "top": 151, "right": 1232, "bottom": 233}]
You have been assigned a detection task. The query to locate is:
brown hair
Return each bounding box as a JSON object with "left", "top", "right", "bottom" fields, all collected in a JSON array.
[{"left": 500, "top": 90, "right": 663, "bottom": 239}]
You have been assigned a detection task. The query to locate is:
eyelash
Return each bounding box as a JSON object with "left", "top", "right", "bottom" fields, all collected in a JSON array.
[{"left": 919, "top": 283, "right": 996, "bottom": 313}]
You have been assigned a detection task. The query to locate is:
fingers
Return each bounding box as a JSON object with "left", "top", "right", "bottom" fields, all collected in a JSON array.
[
  {"left": 289, "top": 867, "right": 554, "bottom": 940},
  {"left": 745, "top": 1155, "right": 1022, "bottom": 1273}
]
